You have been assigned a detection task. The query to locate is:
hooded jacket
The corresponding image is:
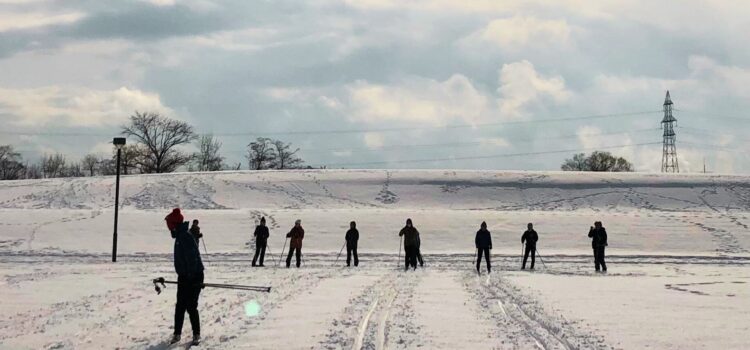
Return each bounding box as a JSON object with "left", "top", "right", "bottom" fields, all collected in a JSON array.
[
  {"left": 399, "top": 226, "right": 420, "bottom": 248},
  {"left": 345, "top": 228, "right": 359, "bottom": 248},
  {"left": 174, "top": 221, "right": 204, "bottom": 278},
  {"left": 254, "top": 225, "right": 270, "bottom": 244},
  {"left": 475, "top": 228, "right": 492, "bottom": 249}
]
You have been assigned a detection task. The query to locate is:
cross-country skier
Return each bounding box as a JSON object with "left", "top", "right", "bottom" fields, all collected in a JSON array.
[
  {"left": 170, "top": 221, "right": 205, "bottom": 346},
  {"left": 286, "top": 219, "right": 305, "bottom": 268},
  {"left": 165, "top": 208, "right": 183, "bottom": 238},
  {"left": 521, "top": 223, "right": 538, "bottom": 270},
  {"left": 475, "top": 221, "right": 492, "bottom": 274},
  {"left": 189, "top": 219, "right": 202, "bottom": 245},
  {"left": 588, "top": 221, "right": 608, "bottom": 272},
  {"left": 399, "top": 218, "right": 420, "bottom": 271},
  {"left": 345, "top": 221, "right": 359, "bottom": 267},
  {"left": 252, "top": 217, "right": 270, "bottom": 267}
]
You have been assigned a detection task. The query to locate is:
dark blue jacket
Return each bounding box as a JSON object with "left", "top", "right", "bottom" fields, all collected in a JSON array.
[
  {"left": 254, "top": 225, "right": 270, "bottom": 244},
  {"left": 174, "top": 221, "right": 204, "bottom": 278},
  {"left": 475, "top": 229, "right": 492, "bottom": 249},
  {"left": 345, "top": 228, "right": 359, "bottom": 248},
  {"left": 522, "top": 230, "right": 538, "bottom": 247}
]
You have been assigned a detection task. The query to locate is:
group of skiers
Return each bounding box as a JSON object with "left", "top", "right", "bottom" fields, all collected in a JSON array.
[{"left": 161, "top": 207, "right": 610, "bottom": 345}]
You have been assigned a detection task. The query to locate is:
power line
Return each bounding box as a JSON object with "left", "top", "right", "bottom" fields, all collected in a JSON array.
[
  {"left": 0, "top": 110, "right": 661, "bottom": 138},
  {"left": 220, "top": 127, "right": 660, "bottom": 155},
  {"left": 316, "top": 142, "right": 662, "bottom": 167}
]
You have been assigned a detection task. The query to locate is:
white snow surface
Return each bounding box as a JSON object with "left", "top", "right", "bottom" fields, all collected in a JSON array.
[{"left": 0, "top": 169, "right": 749, "bottom": 349}]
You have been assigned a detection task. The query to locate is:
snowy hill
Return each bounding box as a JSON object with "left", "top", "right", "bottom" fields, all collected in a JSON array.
[
  {"left": 1, "top": 170, "right": 749, "bottom": 349},
  {"left": 1, "top": 170, "right": 749, "bottom": 256}
]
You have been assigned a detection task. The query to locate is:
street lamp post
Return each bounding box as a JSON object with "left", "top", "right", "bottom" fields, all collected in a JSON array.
[{"left": 112, "top": 137, "right": 126, "bottom": 262}]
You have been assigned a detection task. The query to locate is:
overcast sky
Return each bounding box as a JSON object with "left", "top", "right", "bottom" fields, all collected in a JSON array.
[{"left": 1, "top": 0, "right": 749, "bottom": 172}]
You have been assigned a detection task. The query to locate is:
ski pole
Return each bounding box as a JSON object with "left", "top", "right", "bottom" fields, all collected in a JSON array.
[
  {"left": 334, "top": 241, "right": 346, "bottom": 266},
  {"left": 202, "top": 238, "right": 210, "bottom": 264},
  {"left": 152, "top": 277, "right": 271, "bottom": 294},
  {"left": 397, "top": 235, "right": 402, "bottom": 268},
  {"left": 535, "top": 248, "right": 548, "bottom": 269},
  {"left": 277, "top": 237, "right": 288, "bottom": 266}
]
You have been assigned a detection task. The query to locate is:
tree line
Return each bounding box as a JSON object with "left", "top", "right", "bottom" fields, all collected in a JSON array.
[{"left": 0, "top": 111, "right": 307, "bottom": 180}]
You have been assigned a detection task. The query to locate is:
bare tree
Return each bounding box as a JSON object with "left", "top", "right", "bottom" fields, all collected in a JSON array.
[
  {"left": 561, "top": 151, "right": 634, "bottom": 172},
  {"left": 246, "top": 137, "right": 276, "bottom": 170},
  {"left": 0, "top": 145, "right": 26, "bottom": 180},
  {"left": 64, "top": 162, "right": 84, "bottom": 178},
  {"left": 81, "top": 154, "right": 100, "bottom": 176},
  {"left": 116, "top": 144, "right": 145, "bottom": 175},
  {"left": 192, "top": 134, "right": 225, "bottom": 171},
  {"left": 41, "top": 153, "right": 67, "bottom": 178},
  {"left": 25, "top": 163, "right": 42, "bottom": 179},
  {"left": 121, "top": 111, "right": 197, "bottom": 173},
  {"left": 561, "top": 153, "right": 587, "bottom": 171},
  {"left": 272, "top": 139, "right": 304, "bottom": 169}
]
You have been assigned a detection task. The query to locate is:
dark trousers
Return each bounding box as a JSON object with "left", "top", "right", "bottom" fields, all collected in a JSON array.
[
  {"left": 404, "top": 246, "right": 418, "bottom": 270},
  {"left": 522, "top": 245, "right": 536, "bottom": 269},
  {"left": 174, "top": 273, "right": 203, "bottom": 336},
  {"left": 476, "top": 248, "right": 491, "bottom": 272},
  {"left": 347, "top": 245, "right": 358, "bottom": 266},
  {"left": 252, "top": 242, "right": 267, "bottom": 266},
  {"left": 286, "top": 247, "right": 301, "bottom": 268},
  {"left": 594, "top": 247, "right": 607, "bottom": 271}
]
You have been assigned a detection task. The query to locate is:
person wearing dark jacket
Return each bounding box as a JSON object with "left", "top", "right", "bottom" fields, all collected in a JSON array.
[
  {"left": 252, "top": 217, "right": 270, "bottom": 267},
  {"left": 170, "top": 221, "right": 205, "bottom": 345},
  {"left": 165, "top": 208, "right": 183, "bottom": 238},
  {"left": 286, "top": 219, "right": 305, "bottom": 268},
  {"left": 399, "top": 218, "right": 420, "bottom": 271},
  {"left": 588, "top": 221, "right": 608, "bottom": 272},
  {"left": 345, "top": 221, "right": 359, "bottom": 267},
  {"left": 189, "top": 220, "right": 202, "bottom": 245},
  {"left": 521, "top": 223, "right": 538, "bottom": 270},
  {"left": 475, "top": 221, "right": 492, "bottom": 274}
]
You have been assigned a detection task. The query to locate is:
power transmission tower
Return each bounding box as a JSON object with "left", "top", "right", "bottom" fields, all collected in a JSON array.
[{"left": 661, "top": 91, "right": 679, "bottom": 173}]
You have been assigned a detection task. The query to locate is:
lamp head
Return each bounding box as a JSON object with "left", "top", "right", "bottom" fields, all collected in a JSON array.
[{"left": 113, "top": 137, "right": 126, "bottom": 150}]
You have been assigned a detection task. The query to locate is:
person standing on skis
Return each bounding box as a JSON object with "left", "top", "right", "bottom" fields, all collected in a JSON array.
[
  {"left": 189, "top": 219, "right": 202, "bottom": 245},
  {"left": 399, "top": 218, "right": 420, "bottom": 271},
  {"left": 252, "top": 217, "right": 270, "bottom": 267},
  {"left": 475, "top": 221, "right": 492, "bottom": 274},
  {"left": 170, "top": 221, "right": 204, "bottom": 346},
  {"left": 521, "top": 223, "right": 538, "bottom": 270},
  {"left": 286, "top": 219, "right": 305, "bottom": 268},
  {"left": 588, "top": 221, "right": 608, "bottom": 272},
  {"left": 165, "top": 208, "right": 183, "bottom": 238},
  {"left": 345, "top": 221, "right": 359, "bottom": 267}
]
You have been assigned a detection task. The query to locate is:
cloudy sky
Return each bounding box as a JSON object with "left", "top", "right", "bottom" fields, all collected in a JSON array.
[{"left": 1, "top": 0, "right": 749, "bottom": 172}]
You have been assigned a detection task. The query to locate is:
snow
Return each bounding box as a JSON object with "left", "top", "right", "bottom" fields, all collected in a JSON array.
[{"left": 0, "top": 169, "right": 749, "bottom": 349}]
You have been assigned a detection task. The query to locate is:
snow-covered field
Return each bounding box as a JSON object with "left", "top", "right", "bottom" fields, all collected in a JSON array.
[{"left": 0, "top": 170, "right": 749, "bottom": 349}]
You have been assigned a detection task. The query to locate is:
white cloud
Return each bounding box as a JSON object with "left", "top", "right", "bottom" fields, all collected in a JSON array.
[
  {"left": 0, "top": 86, "right": 174, "bottom": 127},
  {"left": 363, "top": 132, "right": 385, "bottom": 149},
  {"left": 0, "top": 11, "right": 84, "bottom": 32},
  {"left": 346, "top": 74, "right": 490, "bottom": 125},
  {"left": 139, "top": 0, "right": 176, "bottom": 6},
  {"left": 497, "top": 60, "right": 571, "bottom": 118},
  {"left": 471, "top": 16, "right": 573, "bottom": 51}
]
